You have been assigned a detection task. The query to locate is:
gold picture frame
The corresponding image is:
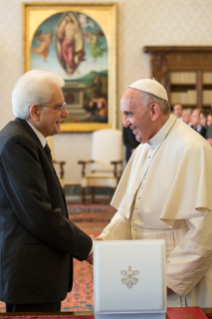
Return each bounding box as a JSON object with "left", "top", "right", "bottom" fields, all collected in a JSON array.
[{"left": 22, "top": 2, "right": 118, "bottom": 132}]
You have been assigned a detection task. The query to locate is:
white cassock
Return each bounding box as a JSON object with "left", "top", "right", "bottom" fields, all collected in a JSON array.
[{"left": 100, "top": 114, "right": 212, "bottom": 308}]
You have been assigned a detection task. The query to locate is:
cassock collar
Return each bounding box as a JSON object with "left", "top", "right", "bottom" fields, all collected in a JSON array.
[
  {"left": 148, "top": 114, "right": 175, "bottom": 147},
  {"left": 26, "top": 121, "right": 47, "bottom": 148}
]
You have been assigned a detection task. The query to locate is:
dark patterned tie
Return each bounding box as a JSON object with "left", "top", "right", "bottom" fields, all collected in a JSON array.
[
  {"left": 44, "top": 143, "right": 53, "bottom": 164},
  {"left": 44, "top": 143, "right": 68, "bottom": 216}
]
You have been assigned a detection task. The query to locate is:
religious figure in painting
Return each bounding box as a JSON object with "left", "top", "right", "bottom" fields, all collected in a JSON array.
[
  {"left": 85, "top": 31, "right": 107, "bottom": 61},
  {"left": 79, "top": 96, "right": 107, "bottom": 123},
  {"left": 55, "top": 13, "right": 85, "bottom": 75},
  {"left": 91, "top": 76, "right": 102, "bottom": 98},
  {"left": 32, "top": 32, "right": 52, "bottom": 61}
]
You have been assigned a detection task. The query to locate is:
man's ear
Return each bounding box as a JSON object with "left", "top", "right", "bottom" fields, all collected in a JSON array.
[
  {"left": 29, "top": 104, "right": 41, "bottom": 121},
  {"left": 150, "top": 103, "right": 160, "bottom": 121}
]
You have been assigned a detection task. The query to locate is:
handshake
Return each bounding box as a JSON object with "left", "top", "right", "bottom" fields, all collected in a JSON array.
[
  {"left": 86, "top": 234, "right": 102, "bottom": 265},
  {"left": 86, "top": 235, "right": 175, "bottom": 296}
]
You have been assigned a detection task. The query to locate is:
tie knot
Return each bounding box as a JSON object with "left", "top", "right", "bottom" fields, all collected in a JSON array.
[{"left": 44, "top": 144, "right": 51, "bottom": 154}]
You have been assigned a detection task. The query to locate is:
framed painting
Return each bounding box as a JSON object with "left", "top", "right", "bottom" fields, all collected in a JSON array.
[{"left": 22, "top": 2, "right": 117, "bottom": 132}]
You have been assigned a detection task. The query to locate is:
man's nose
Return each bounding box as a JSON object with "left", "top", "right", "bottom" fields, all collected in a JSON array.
[
  {"left": 62, "top": 108, "right": 69, "bottom": 118},
  {"left": 123, "top": 117, "right": 130, "bottom": 128}
]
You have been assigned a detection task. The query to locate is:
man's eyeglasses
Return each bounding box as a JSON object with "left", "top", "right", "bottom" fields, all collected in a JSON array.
[
  {"left": 52, "top": 102, "right": 66, "bottom": 112},
  {"left": 40, "top": 102, "right": 67, "bottom": 112}
]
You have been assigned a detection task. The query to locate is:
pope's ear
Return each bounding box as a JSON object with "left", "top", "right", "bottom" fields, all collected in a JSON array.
[
  {"left": 29, "top": 104, "right": 41, "bottom": 121},
  {"left": 150, "top": 103, "right": 160, "bottom": 121}
]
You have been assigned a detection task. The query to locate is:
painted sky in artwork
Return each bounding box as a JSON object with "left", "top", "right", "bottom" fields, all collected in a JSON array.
[{"left": 30, "top": 12, "right": 108, "bottom": 80}]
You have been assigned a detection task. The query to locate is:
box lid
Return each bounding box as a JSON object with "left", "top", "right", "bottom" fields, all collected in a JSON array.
[{"left": 94, "top": 240, "right": 166, "bottom": 314}]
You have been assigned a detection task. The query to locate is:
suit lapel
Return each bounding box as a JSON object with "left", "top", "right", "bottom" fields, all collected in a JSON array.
[
  {"left": 15, "top": 118, "right": 68, "bottom": 218},
  {"left": 15, "top": 118, "right": 43, "bottom": 149},
  {"left": 51, "top": 165, "right": 68, "bottom": 218}
]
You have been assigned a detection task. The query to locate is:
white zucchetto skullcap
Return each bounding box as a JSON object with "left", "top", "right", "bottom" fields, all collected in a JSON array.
[{"left": 129, "top": 79, "right": 168, "bottom": 102}]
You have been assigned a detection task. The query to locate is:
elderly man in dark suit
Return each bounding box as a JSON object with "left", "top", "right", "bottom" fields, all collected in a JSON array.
[{"left": 0, "top": 70, "right": 93, "bottom": 312}]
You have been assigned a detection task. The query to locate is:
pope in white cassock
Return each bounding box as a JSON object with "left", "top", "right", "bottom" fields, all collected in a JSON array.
[{"left": 96, "top": 79, "right": 212, "bottom": 308}]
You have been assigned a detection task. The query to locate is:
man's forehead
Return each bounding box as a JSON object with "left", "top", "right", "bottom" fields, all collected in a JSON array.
[
  {"left": 122, "top": 87, "right": 140, "bottom": 99},
  {"left": 121, "top": 94, "right": 144, "bottom": 115},
  {"left": 174, "top": 104, "right": 182, "bottom": 109},
  {"left": 182, "top": 109, "right": 188, "bottom": 114},
  {"left": 50, "top": 86, "right": 64, "bottom": 100},
  {"left": 121, "top": 88, "right": 142, "bottom": 107},
  {"left": 192, "top": 109, "right": 199, "bottom": 115}
]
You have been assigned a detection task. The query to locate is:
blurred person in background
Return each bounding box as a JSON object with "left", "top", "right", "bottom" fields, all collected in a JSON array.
[
  {"left": 173, "top": 103, "right": 183, "bottom": 120},
  {"left": 123, "top": 126, "right": 140, "bottom": 162},
  {"left": 182, "top": 108, "right": 192, "bottom": 126},
  {"left": 206, "top": 112, "right": 212, "bottom": 146},
  {"left": 207, "top": 112, "right": 212, "bottom": 127},
  {"left": 199, "top": 109, "right": 208, "bottom": 129},
  {"left": 191, "top": 108, "right": 207, "bottom": 138}
]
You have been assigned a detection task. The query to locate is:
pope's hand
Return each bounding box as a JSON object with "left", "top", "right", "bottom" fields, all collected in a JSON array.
[{"left": 94, "top": 237, "right": 103, "bottom": 241}]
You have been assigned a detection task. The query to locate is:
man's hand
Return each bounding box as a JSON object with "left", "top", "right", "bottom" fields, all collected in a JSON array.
[
  {"left": 86, "top": 236, "right": 103, "bottom": 265},
  {"left": 86, "top": 234, "right": 95, "bottom": 265},
  {"left": 86, "top": 253, "right": 93, "bottom": 265}
]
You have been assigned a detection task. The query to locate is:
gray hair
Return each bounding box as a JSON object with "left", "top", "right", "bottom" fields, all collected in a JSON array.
[
  {"left": 184, "top": 108, "right": 192, "bottom": 115},
  {"left": 12, "top": 70, "right": 65, "bottom": 119},
  {"left": 140, "top": 91, "right": 170, "bottom": 115}
]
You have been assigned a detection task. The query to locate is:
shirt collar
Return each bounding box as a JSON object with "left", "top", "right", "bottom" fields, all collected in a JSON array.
[
  {"left": 147, "top": 114, "right": 176, "bottom": 147},
  {"left": 196, "top": 125, "right": 202, "bottom": 132},
  {"left": 26, "top": 121, "right": 47, "bottom": 148}
]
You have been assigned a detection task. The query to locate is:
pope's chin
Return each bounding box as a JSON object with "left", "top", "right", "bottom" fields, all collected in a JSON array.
[
  {"left": 133, "top": 131, "right": 142, "bottom": 143},
  {"left": 136, "top": 136, "right": 143, "bottom": 143}
]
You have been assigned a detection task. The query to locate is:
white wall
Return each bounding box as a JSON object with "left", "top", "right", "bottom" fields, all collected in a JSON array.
[{"left": 1, "top": 0, "right": 212, "bottom": 182}]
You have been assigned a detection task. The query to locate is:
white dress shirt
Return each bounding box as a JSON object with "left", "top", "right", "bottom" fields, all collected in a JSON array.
[{"left": 27, "top": 121, "right": 47, "bottom": 147}]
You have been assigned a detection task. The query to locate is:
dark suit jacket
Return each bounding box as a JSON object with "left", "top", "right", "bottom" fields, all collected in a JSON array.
[
  {"left": 191, "top": 125, "right": 207, "bottom": 139},
  {"left": 123, "top": 127, "right": 140, "bottom": 162},
  {"left": 206, "top": 124, "right": 212, "bottom": 139},
  {"left": 0, "top": 118, "right": 92, "bottom": 304}
]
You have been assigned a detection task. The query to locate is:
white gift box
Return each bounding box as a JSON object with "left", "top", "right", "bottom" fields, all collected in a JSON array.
[{"left": 94, "top": 240, "right": 166, "bottom": 319}]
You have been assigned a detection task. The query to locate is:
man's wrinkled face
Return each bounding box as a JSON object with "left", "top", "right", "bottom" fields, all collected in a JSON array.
[
  {"left": 121, "top": 89, "right": 152, "bottom": 143},
  {"left": 191, "top": 109, "right": 200, "bottom": 128},
  {"left": 207, "top": 114, "right": 212, "bottom": 127},
  {"left": 182, "top": 110, "right": 190, "bottom": 124},
  {"left": 38, "top": 85, "right": 69, "bottom": 137},
  {"left": 173, "top": 104, "right": 183, "bottom": 118},
  {"left": 199, "top": 113, "right": 206, "bottom": 127}
]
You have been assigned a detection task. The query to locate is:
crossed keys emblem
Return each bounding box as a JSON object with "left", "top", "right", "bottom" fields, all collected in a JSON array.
[{"left": 121, "top": 266, "right": 139, "bottom": 289}]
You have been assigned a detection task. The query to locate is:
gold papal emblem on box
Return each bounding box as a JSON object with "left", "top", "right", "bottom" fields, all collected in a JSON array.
[{"left": 121, "top": 266, "right": 139, "bottom": 289}]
